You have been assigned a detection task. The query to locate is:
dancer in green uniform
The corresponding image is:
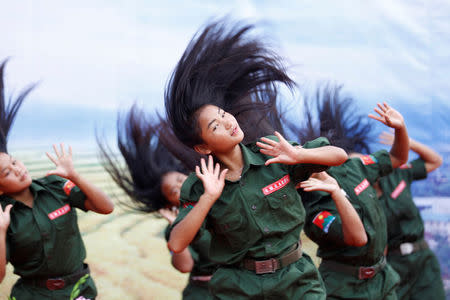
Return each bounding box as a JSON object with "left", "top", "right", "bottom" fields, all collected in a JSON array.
[
  {"left": 0, "top": 59, "right": 114, "bottom": 300},
  {"left": 374, "top": 130, "right": 445, "bottom": 300},
  {"left": 165, "top": 20, "right": 348, "bottom": 300},
  {"left": 296, "top": 85, "right": 409, "bottom": 299},
  {"left": 98, "top": 105, "right": 216, "bottom": 300}
]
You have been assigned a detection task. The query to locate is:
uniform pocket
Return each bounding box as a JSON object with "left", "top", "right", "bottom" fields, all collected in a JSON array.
[
  {"left": 213, "top": 213, "right": 247, "bottom": 252},
  {"left": 52, "top": 206, "right": 77, "bottom": 234}
]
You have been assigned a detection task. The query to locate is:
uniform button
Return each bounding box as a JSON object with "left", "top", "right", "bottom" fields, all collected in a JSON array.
[
  {"left": 251, "top": 205, "right": 257, "bottom": 210},
  {"left": 282, "top": 194, "right": 287, "bottom": 199},
  {"left": 264, "top": 227, "right": 269, "bottom": 233},
  {"left": 267, "top": 243, "right": 272, "bottom": 248},
  {"left": 369, "top": 193, "right": 374, "bottom": 198}
]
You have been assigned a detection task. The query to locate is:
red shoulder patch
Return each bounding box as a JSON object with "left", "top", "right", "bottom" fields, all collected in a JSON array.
[
  {"left": 63, "top": 180, "right": 76, "bottom": 196},
  {"left": 360, "top": 155, "right": 377, "bottom": 165},
  {"left": 182, "top": 202, "right": 197, "bottom": 209},
  {"left": 312, "top": 211, "right": 336, "bottom": 233}
]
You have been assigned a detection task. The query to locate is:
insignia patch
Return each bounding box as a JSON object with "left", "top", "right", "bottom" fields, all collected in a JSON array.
[
  {"left": 63, "top": 180, "right": 76, "bottom": 196},
  {"left": 360, "top": 155, "right": 377, "bottom": 165},
  {"left": 262, "top": 174, "right": 290, "bottom": 195},
  {"left": 399, "top": 163, "right": 411, "bottom": 169},
  {"left": 48, "top": 204, "right": 71, "bottom": 220},
  {"left": 354, "top": 178, "right": 369, "bottom": 196},
  {"left": 312, "top": 211, "right": 336, "bottom": 233},
  {"left": 182, "top": 202, "right": 197, "bottom": 209},
  {"left": 391, "top": 180, "right": 406, "bottom": 199}
]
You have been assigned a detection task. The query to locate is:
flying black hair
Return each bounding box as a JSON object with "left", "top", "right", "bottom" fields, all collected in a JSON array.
[
  {"left": 97, "top": 104, "right": 195, "bottom": 213},
  {"left": 289, "top": 83, "right": 373, "bottom": 153},
  {"left": 0, "top": 58, "right": 36, "bottom": 153},
  {"left": 164, "top": 19, "right": 294, "bottom": 148}
]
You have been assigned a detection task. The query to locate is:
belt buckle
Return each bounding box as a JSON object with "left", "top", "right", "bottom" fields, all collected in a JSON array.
[
  {"left": 358, "top": 267, "right": 376, "bottom": 280},
  {"left": 400, "top": 242, "right": 414, "bottom": 255},
  {"left": 255, "top": 258, "right": 276, "bottom": 274},
  {"left": 46, "top": 278, "right": 65, "bottom": 290}
]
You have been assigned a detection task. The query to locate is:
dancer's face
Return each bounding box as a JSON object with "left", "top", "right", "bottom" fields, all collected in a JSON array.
[
  {"left": 194, "top": 105, "right": 244, "bottom": 155},
  {"left": 161, "top": 171, "right": 188, "bottom": 207},
  {"left": 0, "top": 152, "right": 32, "bottom": 196}
]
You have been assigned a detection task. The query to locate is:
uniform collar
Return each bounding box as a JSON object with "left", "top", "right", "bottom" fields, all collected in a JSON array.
[{"left": 240, "top": 142, "right": 266, "bottom": 172}]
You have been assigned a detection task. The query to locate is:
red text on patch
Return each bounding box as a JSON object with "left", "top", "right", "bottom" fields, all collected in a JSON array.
[{"left": 262, "top": 175, "right": 290, "bottom": 195}]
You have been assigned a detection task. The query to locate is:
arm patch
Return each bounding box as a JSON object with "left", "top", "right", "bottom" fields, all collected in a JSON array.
[{"left": 312, "top": 211, "right": 336, "bottom": 233}]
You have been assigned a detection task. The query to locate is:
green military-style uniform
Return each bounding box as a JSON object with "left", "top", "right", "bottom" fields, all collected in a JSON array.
[
  {"left": 0, "top": 175, "right": 97, "bottom": 300},
  {"left": 165, "top": 224, "right": 217, "bottom": 300},
  {"left": 174, "top": 136, "right": 330, "bottom": 300},
  {"left": 302, "top": 150, "right": 400, "bottom": 300},
  {"left": 378, "top": 158, "right": 445, "bottom": 300}
]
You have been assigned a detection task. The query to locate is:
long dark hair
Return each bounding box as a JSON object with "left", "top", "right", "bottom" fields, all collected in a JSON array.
[
  {"left": 0, "top": 59, "right": 36, "bottom": 153},
  {"left": 290, "top": 83, "right": 373, "bottom": 153},
  {"left": 164, "top": 19, "right": 294, "bottom": 148},
  {"left": 97, "top": 105, "right": 192, "bottom": 213}
]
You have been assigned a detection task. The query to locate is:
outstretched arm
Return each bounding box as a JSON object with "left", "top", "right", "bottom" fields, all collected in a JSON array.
[
  {"left": 368, "top": 102, "right": 409, "bottom": 168},
  {"left": 168, "top": 156, "right": 228, "bottom": 253},
  {"left": 299, "top": 172, "right": 367, "bottom": 247},
  {"left": 256, "top": 131, "right": 348, "bottom": 166},
  {"left": 46, "top": 143, "right": 114, "bottom": 214},
  {"left": 0, "top": 204, "right": 12, "bottom": 283},
  {"left": 379, "top": 131, "right": 442, "bottom": 173}
]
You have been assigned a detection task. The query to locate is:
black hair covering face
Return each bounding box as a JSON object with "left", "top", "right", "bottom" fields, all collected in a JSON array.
[
  {"left": 98, "top": 105, "right": 190, "bottom": 213},
  {"left": 289, "top": 83, "right": 373, "bottom": 154},
  {"left": 0, "top": 59, "right": 36, "bottom": 153},
  {"left": 164, "top": 19, "right": 294, "bottom": 148}
]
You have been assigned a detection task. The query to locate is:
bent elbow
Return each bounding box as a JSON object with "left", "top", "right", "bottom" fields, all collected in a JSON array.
[
  {"left": 168, "top": 240, "right": 186, "bottom": 254},
  {"left": 332, "top": 148, "right": 348, "bottom": 166},
  {"left": 104, "top": 204, "right": 114, "bottom": 214},
  {"left": 344, "top": 233, "right": 368, "bottom": 247},
  {"left": 174, "top": 261, "right": 194, "bottom": 273}
]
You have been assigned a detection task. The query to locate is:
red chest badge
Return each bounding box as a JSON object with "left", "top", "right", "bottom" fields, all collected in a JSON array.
[
  {"left": 399, "top": 163, "right": 411, "bottom": 169},
  {"left": 262, "top": 175, "right": 290, "bottom": 196},
  {"left": 63, "top": 180, "right": 76, "bottom": 196},
  {"left": 354, "top": 178, "right": 369, "bottom": 196},
  {"left": 391, "top": 180, "right": 406, "bottom": 199},
  {"left": 48, "top": 204, "right": 71, "bottom": 220}
]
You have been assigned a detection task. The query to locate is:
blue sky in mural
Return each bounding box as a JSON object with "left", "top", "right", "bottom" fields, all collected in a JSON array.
[{"left": 0, "top": 0, "right": 449, "bottom": 149}]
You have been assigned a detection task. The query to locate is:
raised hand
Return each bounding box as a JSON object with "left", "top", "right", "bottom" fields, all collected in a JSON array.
[
  {"left": 297, "top": 172, "right": 340, "bottom": 195},
  {"left": 368, "top": 102, "right": 405, "bottom": 129},
  {"left": 0, "top": 204, "right": 12, "bottom": 233},
  {"left": 46, "top": 143, "right": 76, "bottom": 179},
  {"left": 256, "top": 131, "right": 300, "bottom": 166},
  {"left": 195, "top": 155, "right": 228, "bottom": 202},
  {"left": 159, "top": 207, "right": 179, "bottom": 225}
]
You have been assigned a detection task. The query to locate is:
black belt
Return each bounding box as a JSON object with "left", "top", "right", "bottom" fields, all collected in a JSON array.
[
  {"left": 389, "top": 239, "right": 428, "bottom": 256},
  {"left": 23, "top": 263, "right": 90, "bottom": 290},
  {"left": 241, "top": 241, "right": 302, "bottom": 274},
  {"left": 321, "top": 256, "right": 386, "bottom": 280}
]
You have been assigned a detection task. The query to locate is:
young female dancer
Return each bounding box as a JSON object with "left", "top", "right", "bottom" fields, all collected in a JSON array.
[
  {"left": 165, "top": 20, "right": 348, "bottom": 299},
  {"left": 376, "top": 130, "right": 445, "bottom": 300},
  {"left": 0, "top": 59, "right": 114, "bottom": 300},
  {"left": 296, "top": 84, "right": 409, "bottom": 299},
  {"left": 98, "top": 105, "right": 217, "bottom": 299}
]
